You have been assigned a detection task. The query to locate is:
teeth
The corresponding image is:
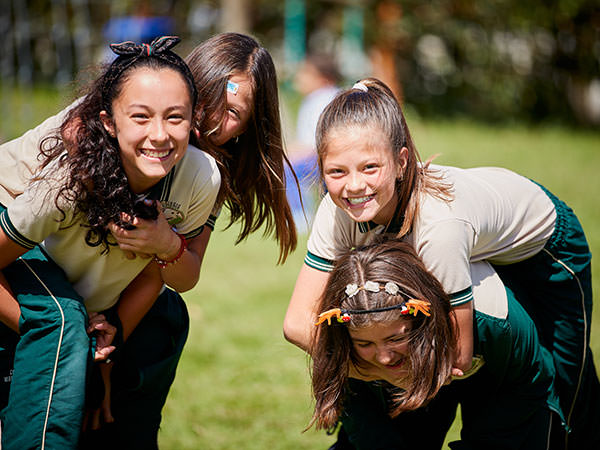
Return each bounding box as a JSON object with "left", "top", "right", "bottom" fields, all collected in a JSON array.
[
  {"left": 142, "top": 149, "right": 171, "bottom": 158},
  {"left": 347, "top": 195, "right": 372, "bottom": 205}
]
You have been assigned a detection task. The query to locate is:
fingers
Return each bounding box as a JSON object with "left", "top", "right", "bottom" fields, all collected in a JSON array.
[
  {"left": 87, "top": 314, "right": 116, "bottom": 334},
  {"left": 91, "top": 408, "right": 101, "bottom": 430},
  {"left": 102, "top": 404, "right": 115, "bottom": 424},
  {"left": 451, "top": 367, "right": 464, "bottom": 377},
  {"left": 94, "top": 346, "right": 116, "bottom": 362}
]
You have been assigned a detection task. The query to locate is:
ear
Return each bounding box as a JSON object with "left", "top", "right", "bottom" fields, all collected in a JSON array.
[
  {"left": 397, "top": 146, "right": 409, "bottom": 178},
  {"left": 99, "top": 110, "right": 116, "bottom": 138}
]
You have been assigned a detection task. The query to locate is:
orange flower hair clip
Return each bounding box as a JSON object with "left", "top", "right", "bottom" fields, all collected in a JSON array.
[{"left": 315, "top": 281, "right": 431, "bottom": 326}]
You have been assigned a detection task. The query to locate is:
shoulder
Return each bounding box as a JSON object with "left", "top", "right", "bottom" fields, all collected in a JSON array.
[{"left": 176, "top": 146, "right": 221, "bottom": 187}]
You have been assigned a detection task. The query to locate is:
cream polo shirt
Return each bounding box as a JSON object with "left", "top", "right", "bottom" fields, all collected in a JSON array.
[
  {"left": 0, "top": 109, "right": 220, "bottom": 312},
  {"left": 306, "top": 165, "right": 556, "bottom": 306},
  {"left": 0, "top": 107, "right": 72, "bottom": 206}
]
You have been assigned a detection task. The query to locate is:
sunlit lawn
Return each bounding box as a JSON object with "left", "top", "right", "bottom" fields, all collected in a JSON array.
[{"left": 2, "top": 87, "right": 599, "bottom": 449}]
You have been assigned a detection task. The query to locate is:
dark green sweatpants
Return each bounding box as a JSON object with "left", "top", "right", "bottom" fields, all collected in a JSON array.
[
  {"left": 337, "top": 288, "right": 563, "bottom": 450},
  {"left": 0, "top": 246, "right": 189, "bottom": 449},
  {"left": 79, "top": 287, "right": 189, "bottom": 450},
  {"left": 494, "top": 184, "right": 600, "bottom": 449},
  {"left": 0, "top": 245, "right": 89, "bottom": 450}
]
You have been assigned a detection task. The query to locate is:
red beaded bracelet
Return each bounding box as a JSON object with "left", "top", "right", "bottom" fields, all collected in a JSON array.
[{"left": 155, "top": 233, "right": 187, "bottom": 268}]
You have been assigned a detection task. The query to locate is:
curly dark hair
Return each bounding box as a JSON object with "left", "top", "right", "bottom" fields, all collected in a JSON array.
[{"left": 39, "top": 40, "right": 197, "bottom": 252}]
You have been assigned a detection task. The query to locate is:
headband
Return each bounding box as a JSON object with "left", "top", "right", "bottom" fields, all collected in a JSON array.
[
  {"left": 315, "top": 281, "right": 431, "bottom": 326},
  {"left": 101, "top": 35, "right": 198, "bottom": 110}
]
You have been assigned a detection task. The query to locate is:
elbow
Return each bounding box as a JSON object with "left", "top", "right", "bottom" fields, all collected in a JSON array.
[
  {"left": 166, "top": 275, "right": 199, "bottom": 293},
  {"left": 283, "top": 316, "right": 310, "bottom": 352}
]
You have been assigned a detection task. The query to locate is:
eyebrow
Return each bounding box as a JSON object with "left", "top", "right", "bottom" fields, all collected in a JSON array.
[
  {"left": 127, "top": 104, "right": 189, "bottom": 112},
  {"left": 352, "top": 332, "right": 406, "bottom": 343}
]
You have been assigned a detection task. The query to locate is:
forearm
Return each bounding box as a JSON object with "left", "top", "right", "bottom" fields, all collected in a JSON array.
[
  {"left": 158, "top": 228, "right": 210, "bottom": 292},
  {"left": 117, "top": 262, "right": 163, "bottom": 341},
  {"left": 0, "top": 232, "right": 29, "bottom": 332},
  {"left": 0, "top": 271, "right": 20, "bottom": 333},
  {"left": 452, "top": 301, "right": 474, "bottom": 372},
  {"left": 158, "top": 248, "right": 200, "bottom": 292},
  {"left": 283, "top": 264, "right": 330, "bottom": 352}
]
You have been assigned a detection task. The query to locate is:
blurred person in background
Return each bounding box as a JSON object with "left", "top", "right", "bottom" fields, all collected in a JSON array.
[{"left": 286, "top": 53, "right": 341, "bottom": 233}]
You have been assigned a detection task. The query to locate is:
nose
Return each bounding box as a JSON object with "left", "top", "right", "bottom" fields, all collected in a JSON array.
[
  {"left": 346, "top": 171, "right": 366, "bottom": 192},
  {"left": 149, "top": 119, "right": 168, "bottom": 143},
  {"left": 375, "top": 346, "right": 394, "bottom": 366}
]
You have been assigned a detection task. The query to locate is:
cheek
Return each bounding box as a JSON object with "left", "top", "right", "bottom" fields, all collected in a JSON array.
[
  {"left": 353, "top": 346, "right": 372, "bottom": 361},
  {"left": 170, "top": 125, "right": 192, "bottom": 142}
]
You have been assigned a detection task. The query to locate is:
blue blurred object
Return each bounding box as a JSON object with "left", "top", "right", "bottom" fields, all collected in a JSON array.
[{"left": 103, "top": 15, "right": 175, "bottom": 44}]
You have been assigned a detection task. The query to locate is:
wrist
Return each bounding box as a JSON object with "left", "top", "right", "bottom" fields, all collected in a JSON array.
[
  {"left": 155, "top": 230, "right": 181, "bottom": 261},
  {"left": 154, "top": 232, "right": 187, "bottom": 268}
]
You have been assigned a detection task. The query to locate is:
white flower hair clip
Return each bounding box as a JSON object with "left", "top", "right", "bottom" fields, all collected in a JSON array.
[
  {"left": 352, "top": 81, "right": 368, "bottom": 92},
  {"left": 315, "top": 280, "right": 431, "bottom": 326}
]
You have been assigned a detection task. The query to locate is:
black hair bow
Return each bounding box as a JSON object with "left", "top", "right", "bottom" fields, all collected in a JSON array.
[{"left": 109, "top": 35, "right": 181, "bottom": 58}]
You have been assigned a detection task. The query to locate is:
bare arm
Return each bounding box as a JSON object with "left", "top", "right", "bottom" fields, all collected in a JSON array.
[
  {"left": 283, "top": 263, "right": 331, "bottom": 352},
  {"left": 116, "top": 261, "right": 164, "bottom": 341},
  {"left": 0, "top": 230, "right": 29, "bottom": 332},
  {"left": 451, "top": 301, "right": 474, "bottom": 375},
  {"left": 157, "top": 226, "right": 211, "bottom": 292}
]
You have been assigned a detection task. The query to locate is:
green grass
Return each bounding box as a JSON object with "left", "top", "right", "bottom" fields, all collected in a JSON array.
[
  {"left": 161, "top": 118, "right": 600, "bottom": 449},
  {"left": 3, "top": 88, "right": 599, "bottom": 449}
]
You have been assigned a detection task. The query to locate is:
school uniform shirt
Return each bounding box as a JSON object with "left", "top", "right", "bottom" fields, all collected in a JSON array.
[
  {"left": 0, "top": 106, "right": 73, "bottom": 206},
  {"left": 0, "top": 137, "right": 220, "bottom": 313},
  {"left": 306, "top": 165, "right": 556, "bottom": 306}
]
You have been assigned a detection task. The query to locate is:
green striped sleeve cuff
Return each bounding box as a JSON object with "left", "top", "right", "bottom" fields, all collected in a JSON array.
[
  {"left": 0, "top": 210, "right": 38, "bottom": 250},
  {"left": 304, "top": 251, "right": 335, "bottom": 272},
  {"left": 181, "top": 225, "right": 204, "bottom": 240},
  {"left": 204, "top": 214, "right": 217, "bottom": 231},
  {"left": 449, "top": 287, "right": 473, "bottom": 306}
]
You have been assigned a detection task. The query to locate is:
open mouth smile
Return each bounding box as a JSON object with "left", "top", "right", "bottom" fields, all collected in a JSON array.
[
  {"left": 345, "top": 194, "right": 374, "bottom": 207},
  {"left": 140, "top": 148, "right": 173, "bottom": 159},
  {"left": 385, "top": 357, "right": 407, "bottom": 370}
]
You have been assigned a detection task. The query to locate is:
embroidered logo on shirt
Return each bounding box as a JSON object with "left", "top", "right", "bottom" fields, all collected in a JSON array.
[{"left": 161, "top": 201, "right": 184, "bottom": 225}]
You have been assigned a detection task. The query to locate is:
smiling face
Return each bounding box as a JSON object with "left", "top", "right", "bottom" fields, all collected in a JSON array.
[
  {"left": 208, "top": 72, "right": 254, "bottom": 146},
  {"left": 321, "top": 125, "right": 407, "bottom": 225},
  {"left": 100, "top": 67, "right": 193, "bottom": 193},
  {"left": 349, "top": 317, "right": 413, "bottom": 383}
]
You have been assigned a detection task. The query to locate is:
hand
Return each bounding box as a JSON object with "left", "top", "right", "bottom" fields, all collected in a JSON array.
[
  {"left": 88, "top": 312, "right": 116, "bottom": 362},
  {"left": 452, "top": 349, "right": 472, "bottom": 374},
  {"left": 82, "top": 362, "right": 115, "bottom": 431},
  {"left": 108, "top": 201, "right": 179, "bottom": 259},
  {"left": 348, "top": 360, "right": 410, "bottom": 389},
  {"left": 451, "top": 366, "right": 465, "bottom": 377}
]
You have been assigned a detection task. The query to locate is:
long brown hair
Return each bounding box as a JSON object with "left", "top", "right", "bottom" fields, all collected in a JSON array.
[
  {"left": 186, "top": 32, "right": 297, "bottom": 263},
  {"left": 315, "top": 78, "right": 452, "bottom": 238},
  {"left": 310, "top": 239, "right": 455, "bottom": 430}
]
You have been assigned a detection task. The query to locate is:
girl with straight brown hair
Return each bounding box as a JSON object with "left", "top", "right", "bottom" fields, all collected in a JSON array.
[{"left": 310, "top": 239, "right": 564, "bottom": 449}]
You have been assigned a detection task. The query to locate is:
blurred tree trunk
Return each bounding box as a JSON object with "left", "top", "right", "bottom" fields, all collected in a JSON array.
[
  {"left": 369, "top": 0, "right": 403, "bottom": 102},
  {"left": 220, "top": 0, "right": 252, "bottom": 33}
]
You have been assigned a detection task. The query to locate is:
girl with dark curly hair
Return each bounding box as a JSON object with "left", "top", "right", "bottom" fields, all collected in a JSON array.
[
  {"left": 0, "top": 32, "right": 298, "bottom": 448},
  {"left": 0, "top": 36, "right": 220, "bottom": 449},
  {"left": 310, "top": 239, "right": 565, "bottom": 449}
]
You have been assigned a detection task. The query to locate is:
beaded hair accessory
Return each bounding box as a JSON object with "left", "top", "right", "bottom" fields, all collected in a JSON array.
[{"left": 315, "top": 281, "right": 431, "bottom": 325}]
